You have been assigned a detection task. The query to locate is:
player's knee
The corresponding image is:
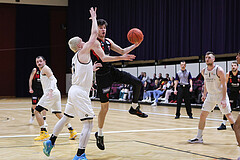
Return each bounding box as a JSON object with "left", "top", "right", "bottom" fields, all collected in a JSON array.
[
  {"left": 53, "top": 112, "right": 62, "bottom": 118},
  {"left": 35, "top": 105, "right": 48, "bottom": 113}
]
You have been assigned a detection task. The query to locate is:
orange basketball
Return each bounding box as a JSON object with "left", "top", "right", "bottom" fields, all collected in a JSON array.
[{"left": 127, "top": 28, "right": 144, "bottom": 44}]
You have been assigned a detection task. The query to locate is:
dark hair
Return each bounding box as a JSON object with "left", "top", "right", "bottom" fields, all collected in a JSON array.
[
  {"left": 180, "top": 60, "right": 186, "bottom": 64},
  {"left": 36, "top": 56, "right": 46, "bottom": 61},
  {"left": 97, "top": 19, "right": 108, "bottom": 26},
  {"left": 232, "top": 61, "right": 238, "bottom": 66}
]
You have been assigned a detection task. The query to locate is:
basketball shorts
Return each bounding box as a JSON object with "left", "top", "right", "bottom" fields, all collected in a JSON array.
[
  {"left": 31, "top": 90, "right": 43, "bottom": 105},
  {"left": 64, "top": 85, "right": 95, "bottom": 121},
  {"left": 202, "top": 93, "right": 231, "bottom": 114},
  {"left": 37, "top": 89, "right": 61, "bottom": 113}
]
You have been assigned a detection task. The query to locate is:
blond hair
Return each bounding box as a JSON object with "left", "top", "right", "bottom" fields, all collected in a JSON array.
[{"left": 68, "top": 36, "right": 81, "bottom": 53}]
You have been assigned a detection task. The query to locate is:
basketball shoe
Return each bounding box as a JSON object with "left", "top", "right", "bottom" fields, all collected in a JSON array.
[
  {"left": 43, "top": 140, "right": 54, "bottom": 157},
  {"left": 73, "top": 153, "right": 88, "bottom": 160},
  {"left": 95, "top": 132, "right": 105, "bottom": 150},
  {"left": 34, "top": 131, "right": 50, "bottom": 141},
  {"left": 187, "top": 137, "right": 203, "bottom": 144},
  {"left": 217, "top": 123, "right": 226, "bottom": 130},
  {"left": 69, "top": 129, "right": 78, "bottom": 140},
  {"left": 129, "top": 106, "right": 148, "bottom": 118}
]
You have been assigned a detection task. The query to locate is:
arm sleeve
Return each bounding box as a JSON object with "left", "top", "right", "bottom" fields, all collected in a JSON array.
[{"left": 175, "top": 73, "right": 179, "bottom": 81}]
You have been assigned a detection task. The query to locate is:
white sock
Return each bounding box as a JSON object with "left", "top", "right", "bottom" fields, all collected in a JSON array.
[
  {"left": 196, "top": 129, "right": 203, "bottom": 138},
  {"left": 66, "top": 123, "right": 72, "bottom": 128},
  {"left": 222, "top": 120, "right": 227, "bottom": 125},
  {"left": 98, "top": 128, "right": 103, "bottom": 136},
  {"left": 53, "top": 115, "right": 70, "bottom": 136},
  {"left": 79, "top": 120, "right": 93, "bottom": 149},
  {"left": 131, "top": 102, "right": 138, "bottom": 109}
]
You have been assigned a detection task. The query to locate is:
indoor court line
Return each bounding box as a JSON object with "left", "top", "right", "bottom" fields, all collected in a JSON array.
[
  {"left": 0, "top": 103, "right": 223, "bottom": 122},
  {"left": 0, "top": 126, "right": 225, "bottom": 139}
]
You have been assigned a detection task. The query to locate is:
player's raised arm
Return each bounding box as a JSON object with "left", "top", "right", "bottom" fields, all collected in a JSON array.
[{"left": 106, "top": 38, "right": 141, "bottom": 55}]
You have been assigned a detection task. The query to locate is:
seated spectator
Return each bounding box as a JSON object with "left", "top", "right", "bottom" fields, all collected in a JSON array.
[
  {"left": 119, "top": 84, "right": 129, "bottom": 101},
  {"left": 151, "top": 79, "right": 168, "bottom": 106},
  {"left": 142, "top": 72, "right": 150, "bottom": 84},
  {"left": 146, "top": 79, "right": 159, "bottom": 102},
  {"left": 164, "top": 77, "right": 175, "bottom": 103},
  {"left": 142, "top": 81, "right": 151, "bottom": 102},
  {"left": 90, "top": 81, "right": 97, "bottom": 98}
]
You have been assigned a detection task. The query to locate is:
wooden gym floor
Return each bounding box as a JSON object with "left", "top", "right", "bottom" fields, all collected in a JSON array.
[{"left": 0, "top": 97, "right": 239, "bottom": 160}]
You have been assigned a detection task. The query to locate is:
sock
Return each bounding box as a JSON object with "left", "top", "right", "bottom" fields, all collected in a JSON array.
[
  {"left": 43, "top": 116, "right": 46, "bottom": 121},
  {"left": 131, "top": 102, "right": 138, "bottom": 109},
  {"left": 78, "top": 120, "right": 93, "bottom": 150},
  {"left": 222, "top": 120, "right": 227, "bottom": 125},
  {"left": 68, "top": 127, "right": 73, "bottom": 131},
  {"left": 77, "top": 149, "right": 85, "bottom": 156},
  {"left": 196, "top": 129, "right": 203, "bottom": 138},
  {"left": 98, "top": 128, "right": 103, "bottom": 136},
  {"left": 41, "top": 128, "right": 47, "bottom": 132},
  {"left": 50, "top": 134, "right": 57, "bottom": 145}
]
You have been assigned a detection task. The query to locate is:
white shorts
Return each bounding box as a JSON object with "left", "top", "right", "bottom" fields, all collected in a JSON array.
[
  {"left": 202, "top": 93, "right": 231, "bottom": 114},
  {"left": 37, "top": 89, "right": 62, "bottom": 113},
  {"left": 64, "top": 85, "right": 95, "bottom": 120}
]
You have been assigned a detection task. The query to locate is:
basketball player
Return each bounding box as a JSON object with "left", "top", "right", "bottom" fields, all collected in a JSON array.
[
  {"left": 29, "top": 64, "right": 47, "bottom": 125},
  {"left": 91, "top": 19, "right": 148, "bottom": 151},
  {"left": 34, "top": 56, "right": 77, "bottom": 141},
  {"left": 188, "top": 51, "right": 235, "bottom": 143},
  {"left": 217, "top": 62, "right": 240, "bottom": 130},
  {"left": 42, "top": 7, "right": 136, "bottom": 159}
]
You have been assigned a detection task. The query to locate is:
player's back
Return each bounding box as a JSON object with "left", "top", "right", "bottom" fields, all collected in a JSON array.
[{"left": 71, "top": 52, "right": 93, "bottom": 92}]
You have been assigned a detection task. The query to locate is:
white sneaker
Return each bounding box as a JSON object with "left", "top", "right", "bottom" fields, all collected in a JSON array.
[
  {"left": 163, "top": 100, "right": 168, "bottom": 103},
  {"left": 29, "top": 116, "right": 34, "bottom": 124},
  {"left": 187, "top": 137, "right": 203, "bottom": 144},
  {"left": 151, "top": 102, "right": 157, "bottom": 106}
]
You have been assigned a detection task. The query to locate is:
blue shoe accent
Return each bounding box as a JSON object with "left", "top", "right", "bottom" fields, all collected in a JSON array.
[
  {"left": 72, "top": 153, "right": 88, "bottom": 160},
  {"left": 43, "top": 140, "right": 53, "bottom": 157}
]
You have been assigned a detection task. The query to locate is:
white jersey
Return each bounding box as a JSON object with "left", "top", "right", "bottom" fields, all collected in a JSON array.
[
  {"left": 71, "top": 52, "right": 93, "bottom": 92},
  {"left": 40, "top": 65, "right": 57, "bottom": 93},
  {"left": 203, "top": 65, "right": 222, "bottom": 94}
]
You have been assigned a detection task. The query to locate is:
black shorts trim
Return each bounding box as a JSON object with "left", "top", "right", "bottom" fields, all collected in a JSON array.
[
  {"left": 35, "top": 105, "right": 48, "bottom": 112},
  {"left": 80, "top": 117, "right": 93, "bottom": 121},
  {"left": 52, "top": 111, "right": 62, "bottom": 114},
  {"left": 64, "top": 113, "right": 74, "bottom": 118}
]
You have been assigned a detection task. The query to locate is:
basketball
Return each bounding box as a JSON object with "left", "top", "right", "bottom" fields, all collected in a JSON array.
[{"left": 127, "top": 28, "right": 144, "bottom": 44}]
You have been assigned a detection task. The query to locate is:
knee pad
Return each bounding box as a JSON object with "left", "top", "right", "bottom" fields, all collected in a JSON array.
[{"left": 35, "top": 105, "right": 48, "bottom": 113}]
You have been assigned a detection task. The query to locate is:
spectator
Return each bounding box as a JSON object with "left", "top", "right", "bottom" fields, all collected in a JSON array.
[{"left": 151, "top": 79, "right": 168, "bottom": 106}]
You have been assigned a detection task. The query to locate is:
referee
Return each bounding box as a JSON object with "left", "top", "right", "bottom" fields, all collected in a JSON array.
[{"left": 174, "top": 61, "right": 193, "bottom": 119}]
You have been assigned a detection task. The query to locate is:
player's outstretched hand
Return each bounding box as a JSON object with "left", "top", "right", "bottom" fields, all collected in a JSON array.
[
  {"left": 89, "top": 7, "right": 97, "bottom": 20},
  {"left": 122, "top": 54, "right": 136, "bottom": 61}
]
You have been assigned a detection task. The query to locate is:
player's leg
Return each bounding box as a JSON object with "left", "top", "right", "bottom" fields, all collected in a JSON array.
[
  {"left": 43, "top": 114, "right": 72, "bottom": 157},
  {"left": 34, "top": 105, "right": 49, "bottom": 141},
  {"left": 188, "top": 111, "right": 209, "bottom": 143},
  {"left": 113, "top": 69, "right": 148, "bottom": 118},
  {"left": 29, "top": 95, "right": 38, "bottom": 124},
  {"left": 234, "top": 114, "right": 240, "bottom": 146}
]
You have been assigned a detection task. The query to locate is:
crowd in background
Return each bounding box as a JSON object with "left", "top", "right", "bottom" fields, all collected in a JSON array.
[{"left": 90, "top": 72, "right": 205, "bottom": 105}]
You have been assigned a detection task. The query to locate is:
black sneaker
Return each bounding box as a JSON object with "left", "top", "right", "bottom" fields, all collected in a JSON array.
[
  {"left": 189, "top": 116, "right": 193, "bottom": 119},
  {"left": 95, "top": 132, "right": 105, "bottom": 150},
  {"left": 217, "top": 123, "right": 226, "bottom": 130},
  {"left": 175, "top": 116, "right": 180, "bottom": 119},
  {"left": 129, "top": 106, "right": 148, "bottom": 118}
]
